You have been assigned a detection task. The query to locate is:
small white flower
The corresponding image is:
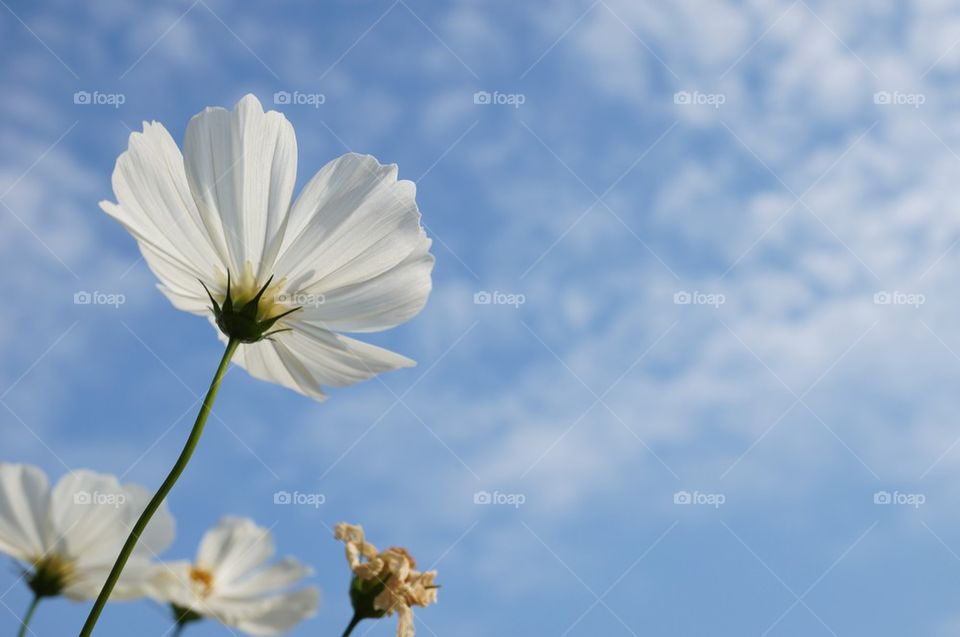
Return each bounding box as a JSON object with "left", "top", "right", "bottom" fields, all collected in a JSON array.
[
  {"left": 147, "top": 517, "right": 318, "bottom": 636},
  {"left": 101, "top": 93, "right": 434, "bottom": 400},
  {"left": 0, "top": 463, "right": 174, "bottom": 600}
]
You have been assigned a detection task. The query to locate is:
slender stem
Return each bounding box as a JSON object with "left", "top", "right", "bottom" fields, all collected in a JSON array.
[
  {"left": 17, "top": 595, "right": 40, "bottom": 637},
  {"left": 172, "top": 623, "right": 187, "bottom": 637},
  {"left": 78, "top": 340, "right": 240, "bottom": 637},
  {"left": 341, "top": 614, "right": 362, "bottom": 637}
]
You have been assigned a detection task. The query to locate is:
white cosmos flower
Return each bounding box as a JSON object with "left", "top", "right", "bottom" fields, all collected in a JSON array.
[
  {"left": 101, "top": 94, "right": 434, "bottom": 400},
  {"left": 147, "top": 517, "right": 318, "bottom": 636},
  {"left": 0, "top": 463, "right": 174, "bottom": 600}
]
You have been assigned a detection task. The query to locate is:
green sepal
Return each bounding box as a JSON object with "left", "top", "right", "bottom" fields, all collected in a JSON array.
[
  {"left": 172, "top": 604, "right": 204, "bottom": 626},
  {"left": 349, "top": 575, "right": 388, "bottom": 620},
  {"left": 201, "top": 271, "right": 301, "bottom": 344},
  {"left": 25, "top": 562, "right": 66, "bottom": 599}
]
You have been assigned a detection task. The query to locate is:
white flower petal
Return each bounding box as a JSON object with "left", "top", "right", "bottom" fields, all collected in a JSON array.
[
  {"left": 184, "top": 94, "right": 297, "bottom": 278},
  {"left": 62, "top": 556, "right": 158, "bottom": 601},
  {"left": 143, "top": 560, "right": 194, "bottom": 607},
  {"left": 0, "top": 463, "right": 49, "bottom": 562},
  {"left": 273, "top": 153, "right": 427, "bottom": 294},
  {"left": 46, "top": 471, "right": 174, "bottom": 566},
  {"left": 234, "top": 324, "right": 415, "bottom": 400},
  {"left": 154, "top": 279, "right": 212, "bottom": 315},
  {"left": 232, "top": 333, "right": 315, "bottom": 396},
  {"left": 101, "top": 121, "right": 224, "bottom": 308},
  {"left": 197, "top": 517, "right": 275, "bottom": 585},
  {"left": 219, "top": 557, "right": 312, "bottom": 598},
  {"left": 297, "top": 235, "right": 433, "bottom": 333},
  {"left": 46, "top": 470, "right": 129, "bottom": 560},
  {"left": 218, "top": 588, "right": 319, "bottom": 637}
]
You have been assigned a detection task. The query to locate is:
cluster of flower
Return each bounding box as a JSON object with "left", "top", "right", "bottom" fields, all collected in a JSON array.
[
  {"left": 0, "top": 463, "right": 315, "bottom": 633},
  {"left": 3, "top": 94, "right": 438, "bottom": 637},
  {"left": 0, "top": 463, "right": 436, "bottom": 636}
]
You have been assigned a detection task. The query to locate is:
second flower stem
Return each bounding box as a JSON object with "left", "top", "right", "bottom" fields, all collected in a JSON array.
[
  {"left": 17, "top": 594, "right": 40, "bottom": 637},
  {"left": 78, "top": 339, "right": 240, "bottom": 637},
  {"left": 341, "top": 614, "right": 362, "bottom": 637}
]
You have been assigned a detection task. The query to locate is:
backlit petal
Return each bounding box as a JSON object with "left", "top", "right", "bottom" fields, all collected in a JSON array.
[{"left": 184, "top": 94, "right": 297, "bottom": 278}]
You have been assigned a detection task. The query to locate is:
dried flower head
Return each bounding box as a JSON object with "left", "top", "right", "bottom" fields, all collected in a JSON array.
[{"left": 334, "top": 523, "right": 438, "bottom": 637}]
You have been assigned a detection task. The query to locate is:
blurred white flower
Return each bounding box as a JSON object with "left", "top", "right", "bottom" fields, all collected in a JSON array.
[
  {"left": 100, "top": 93, "right": 434, "bottom": 400},
  {"left": 335, "top": 522, "right": 438, "bottom": 637},
  {"left": 0, "top": 463, "right": 174, "bottom": 600},
  {"left": 148, "top": 517, "right": 318, "bottom": 636}
]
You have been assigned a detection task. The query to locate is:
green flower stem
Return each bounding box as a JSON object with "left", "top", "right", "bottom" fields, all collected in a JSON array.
[
  {"left": 172, "top": 623, "right": 187, "bottom": 637},
  {"left": 17, "top": 594, "right": 40, "bottom": 637},
  {"left": 79, "top": 339, "right": 240, "bottom": 637},
  {"left": 340, "top": 614, "right": 362, "bottom": 637}
]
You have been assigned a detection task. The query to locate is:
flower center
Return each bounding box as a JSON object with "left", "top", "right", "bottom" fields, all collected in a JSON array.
[
  {"left": 189, "top": 566, "right": 215, "bottom": 598},
  {"left": 29, "top": 554, "right": 74, "bottom": 597},
  {"left": 226, "top": 265, "right": 287, "bottom": 319},
  {"left": 202, "top": 267, "right": 301, "bottom": 344}
]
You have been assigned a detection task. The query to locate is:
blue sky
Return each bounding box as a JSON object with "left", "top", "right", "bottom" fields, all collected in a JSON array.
[{"left": 3, "top": 0, "right": 960, "bottom": 635}]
